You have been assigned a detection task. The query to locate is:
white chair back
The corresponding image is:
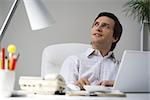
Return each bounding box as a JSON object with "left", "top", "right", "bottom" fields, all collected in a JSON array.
[{"left": 41, "top": 43, "right": 90, "bottom": 77}]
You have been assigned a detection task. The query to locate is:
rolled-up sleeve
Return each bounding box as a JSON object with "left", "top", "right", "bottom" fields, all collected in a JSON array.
[{"left": 60, "top": 56, "right": 79, "bottom": 84}]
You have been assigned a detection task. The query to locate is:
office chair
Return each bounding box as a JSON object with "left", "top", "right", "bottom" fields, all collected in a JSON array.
[{"left": 41, "top": 43, "right": 90, "bottom": 77}]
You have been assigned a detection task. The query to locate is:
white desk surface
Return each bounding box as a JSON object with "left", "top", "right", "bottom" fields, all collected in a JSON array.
[{"left": 1, "top": 93, "right": 150, "bottom": 100}]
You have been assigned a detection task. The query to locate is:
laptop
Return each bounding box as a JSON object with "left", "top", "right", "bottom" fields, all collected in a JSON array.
[{"left": 113, "top": 50, "right": 150, "bottom": 93}]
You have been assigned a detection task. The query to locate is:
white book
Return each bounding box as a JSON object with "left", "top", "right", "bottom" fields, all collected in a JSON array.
[{"left": 19, "top": 74, "right": 66, "bottom": 95}]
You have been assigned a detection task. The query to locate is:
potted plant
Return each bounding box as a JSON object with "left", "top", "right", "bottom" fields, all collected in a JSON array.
[{"left": 123, "top": 0, "right": 150, "bottom": 51}]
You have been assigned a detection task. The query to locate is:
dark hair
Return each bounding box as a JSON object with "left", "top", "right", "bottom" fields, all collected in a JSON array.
[{"left": 94, "top": 12, "right": 123, "bottom": 51}]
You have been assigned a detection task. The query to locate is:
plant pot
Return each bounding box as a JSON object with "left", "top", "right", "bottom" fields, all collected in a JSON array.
[{"left": 142, "top": 21, "right": 150, "bottom": 51}]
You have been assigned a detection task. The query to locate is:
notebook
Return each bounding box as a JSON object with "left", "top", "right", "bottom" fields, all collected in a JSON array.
[{"left": 113, "top": 50, "right": 150, "bottom": 93}]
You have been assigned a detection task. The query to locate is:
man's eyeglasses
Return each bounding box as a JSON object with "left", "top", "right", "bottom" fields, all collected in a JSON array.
[{"left": 93, "top": 22, "right": 113, "bottom": 30}]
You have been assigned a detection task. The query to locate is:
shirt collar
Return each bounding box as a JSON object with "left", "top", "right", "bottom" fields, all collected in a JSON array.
[
  {"left": 85, "top": 47, "right": 116, "bottom": 60},
  {"left": 85, "top": 47, "right": 95, "bottom": 57}
]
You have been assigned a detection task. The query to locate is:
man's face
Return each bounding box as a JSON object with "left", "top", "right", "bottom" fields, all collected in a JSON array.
[{"left": 91, "top": 16, "right": 117, "bottom": 47}]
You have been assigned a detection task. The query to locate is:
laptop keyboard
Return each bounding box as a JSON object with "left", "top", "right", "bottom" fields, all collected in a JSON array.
[{"left": 84, "top": 85, "right": 113, "bottom": 92}]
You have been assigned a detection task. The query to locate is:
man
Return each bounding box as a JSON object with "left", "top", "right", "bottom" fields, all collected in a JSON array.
[{"left": 60, "top": 12, "right": 123, "bottom": 90}]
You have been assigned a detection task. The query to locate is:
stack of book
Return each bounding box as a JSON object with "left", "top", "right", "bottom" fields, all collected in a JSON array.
[{"left": 19, "top": 73, "right": 66, "bottom": 95}]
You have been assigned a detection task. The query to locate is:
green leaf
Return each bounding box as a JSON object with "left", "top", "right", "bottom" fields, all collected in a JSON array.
[{"left": 123, "top": 0, "right": 150, "bottom": 24}]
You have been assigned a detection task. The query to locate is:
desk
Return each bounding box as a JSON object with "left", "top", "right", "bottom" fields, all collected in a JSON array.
[{"left": 1, "top": 93, "right": 150, "bottom": 100}]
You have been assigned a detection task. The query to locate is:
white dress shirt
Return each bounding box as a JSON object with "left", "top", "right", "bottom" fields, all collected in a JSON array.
[{"left": 60, "top": 47, "right": 119, "bottom": 85}]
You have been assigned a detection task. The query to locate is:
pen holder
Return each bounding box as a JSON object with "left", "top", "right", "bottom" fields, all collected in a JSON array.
[{"left": 0, "top": 70, "right": 15, "bottom": 97}]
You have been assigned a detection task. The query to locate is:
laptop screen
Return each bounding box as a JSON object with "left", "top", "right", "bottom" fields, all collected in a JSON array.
[{"left": 113, "top": 50, "right": 150, "bottom": 93}]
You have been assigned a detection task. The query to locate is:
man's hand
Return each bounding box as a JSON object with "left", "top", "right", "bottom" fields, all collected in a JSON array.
[
  {"left": 99, "top": 80, "right": 114, "bottom": 87},
  {"left": 74, "top": 78, "right": 90, "bottom": 90}
]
